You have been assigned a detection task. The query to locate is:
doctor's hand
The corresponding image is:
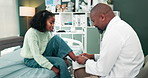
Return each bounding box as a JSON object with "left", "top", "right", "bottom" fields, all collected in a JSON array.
[
  {"left": 80, "top": 53, "right": 94, "bottom": 59},
  {"left": 76, "top": 56, "right": 88, "bottom": 65},
  {"left": 51, "top": 66, "right": 60, "bottom": 75}
]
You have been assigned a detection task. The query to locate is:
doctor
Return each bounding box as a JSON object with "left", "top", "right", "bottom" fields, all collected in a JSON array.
[{"left": 75, "top": 3, "right": 144, "bottom": 78}]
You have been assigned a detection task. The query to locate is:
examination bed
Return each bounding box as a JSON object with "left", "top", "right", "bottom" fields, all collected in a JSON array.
[{"left": 0, "top": 36, "right": 83, "bottom": 78}]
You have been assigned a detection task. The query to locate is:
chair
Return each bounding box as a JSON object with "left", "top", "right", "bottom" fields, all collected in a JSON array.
[{"left": 136, "top": 55, "right": 148, "bottom": 78}]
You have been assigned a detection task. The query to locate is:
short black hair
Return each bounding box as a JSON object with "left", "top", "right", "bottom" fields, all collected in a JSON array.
[{"left": 30, "top": 10, "right": 55, "bottom": 32}]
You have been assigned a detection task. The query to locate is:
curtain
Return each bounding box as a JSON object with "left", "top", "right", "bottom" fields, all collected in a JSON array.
[{"left": 0, "top": 0, "right": 19, "bottom": 38}]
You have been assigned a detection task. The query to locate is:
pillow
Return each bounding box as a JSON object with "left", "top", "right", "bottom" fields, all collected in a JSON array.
[{"left": 1, "top": 46, "right": 21, "bottom": 56}]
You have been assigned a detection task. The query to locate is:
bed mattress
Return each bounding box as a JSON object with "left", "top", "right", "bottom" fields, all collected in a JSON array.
[{"left": 0, "top": 49, "right": 56, "bottom": 78}]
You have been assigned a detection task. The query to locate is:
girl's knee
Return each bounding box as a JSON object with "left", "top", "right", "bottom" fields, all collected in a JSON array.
[
  {"left": 51, "top": 35, "right": 62, "bottom": 43},
  {"left": 53, "top": 35, "right": 61, "bottom": 40}
]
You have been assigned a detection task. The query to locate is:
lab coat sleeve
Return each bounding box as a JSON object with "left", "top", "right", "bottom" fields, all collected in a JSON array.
[
  {"left": 85, "top": 31, "right": 123, "bottom": 76},
  {"left": 94, "top": 54, "right": 100, "bottom": 61}
]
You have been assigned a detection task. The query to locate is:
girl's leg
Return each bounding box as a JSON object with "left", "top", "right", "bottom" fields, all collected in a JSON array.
[
  {"left": 46, "top": 57, "right": 72, "bottom": 78},
  {"left": 24, "top": 58, "right": 42, "bottom": 68},
  {"left": 63, "top": 51, "right": 76, "bottom": 67},
  {"left": 43, "top": 35, "right": 76, "bottom": 61},
  {"left": 24, "top": 57, "right": 71, "bottom": 78},
  {"left": 68, "top": 51, "right": 76, "bottom": 61}
]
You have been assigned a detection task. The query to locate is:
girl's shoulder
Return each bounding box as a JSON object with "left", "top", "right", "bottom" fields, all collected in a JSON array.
[{"left": 25, "top": 28, "right": 38, "bottom": 38}]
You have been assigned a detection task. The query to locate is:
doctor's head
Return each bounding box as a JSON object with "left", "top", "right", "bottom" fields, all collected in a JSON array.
[
  {"left": 90, "top": 3, "right": 115, "bottom": 33},
  {"left": 30, "top": 10, "right": 55, "bottom": 32}
]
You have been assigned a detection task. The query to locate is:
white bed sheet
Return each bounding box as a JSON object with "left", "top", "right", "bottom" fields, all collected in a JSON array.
[{"left": 0, "top": 49, "right": 56, "bottom": 78}]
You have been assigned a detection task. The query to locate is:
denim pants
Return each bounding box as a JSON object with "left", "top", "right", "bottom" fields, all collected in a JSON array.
[{"left": 24, "top": 35, "right": 72, "bottom": 78}]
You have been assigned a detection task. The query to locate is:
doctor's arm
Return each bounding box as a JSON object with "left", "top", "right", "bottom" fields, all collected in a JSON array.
[{"left": 85, "top": 32, "right": 123, "bottom": 76}]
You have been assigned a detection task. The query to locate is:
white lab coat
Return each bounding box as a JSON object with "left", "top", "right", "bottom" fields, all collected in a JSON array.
[{"left": 85, "top": 16, "right": 144, "bottom": 78}]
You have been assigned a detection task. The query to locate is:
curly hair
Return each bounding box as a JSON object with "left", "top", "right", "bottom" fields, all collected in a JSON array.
[{"left": 29, "top": 10, "right": 55, "bottom": 32}]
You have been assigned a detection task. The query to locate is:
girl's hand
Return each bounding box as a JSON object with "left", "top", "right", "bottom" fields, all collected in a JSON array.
[
  {"left": 51, "top": 66, "right": 60, "bottom": 75},
  {"left": 80, "top": 53, "right": 94, "bottom": 59}
]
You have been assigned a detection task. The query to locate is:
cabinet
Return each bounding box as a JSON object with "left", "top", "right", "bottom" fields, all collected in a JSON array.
[{"left": 53, "top": 12, "right": 91, "bottom": 53}]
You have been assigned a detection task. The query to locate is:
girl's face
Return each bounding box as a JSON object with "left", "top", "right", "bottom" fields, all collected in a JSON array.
[{"left": 46, "top": 16, "right": 55, "bottom": 31}]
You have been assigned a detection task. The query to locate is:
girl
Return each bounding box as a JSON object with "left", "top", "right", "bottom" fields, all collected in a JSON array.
[{"left": 21, "top": 10, "right": 76, "bottom": 78}]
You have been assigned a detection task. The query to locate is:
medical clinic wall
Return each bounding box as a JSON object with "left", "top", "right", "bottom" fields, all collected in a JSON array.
[
  {"left": 19, "top": 0, "right": 148, "bottom": 56},
  {"left": 0, "top": 0, "right": 19, "bottom": 38},
  {"left": 18, "top": 0, "right": 45, "bottom": 36},
  {"left": 113, "top": 0, "right": 148, "bottom": 56}
]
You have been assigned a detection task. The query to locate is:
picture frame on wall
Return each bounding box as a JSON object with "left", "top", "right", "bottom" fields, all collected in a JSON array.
[
  {"left": 45, "top": 0, "right": 61, "bottom": 6},
  {"left": 45, "top": 0, "right": 61, "bottom": 12}
]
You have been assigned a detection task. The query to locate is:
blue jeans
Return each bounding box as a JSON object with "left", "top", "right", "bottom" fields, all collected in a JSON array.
[{"left": 24, "top": 35, "right": 72, "bottom": 78}]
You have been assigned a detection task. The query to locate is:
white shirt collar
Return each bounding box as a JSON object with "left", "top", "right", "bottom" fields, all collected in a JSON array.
[
  {"left": 106, "top": 16, "right": 121, "bottom": 31},
  {"left": 100, "top": 16, "right": 121, "bottom": 41}
]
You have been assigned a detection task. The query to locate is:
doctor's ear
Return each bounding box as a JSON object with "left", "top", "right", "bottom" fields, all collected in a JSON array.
[{"left": 100, "top": 14, "right": 106, "bottom": 21}]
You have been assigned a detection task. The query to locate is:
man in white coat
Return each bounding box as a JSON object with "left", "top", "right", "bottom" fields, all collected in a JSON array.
[{"left": 75, "top": 3, "right": 144, "bottom": 78}]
